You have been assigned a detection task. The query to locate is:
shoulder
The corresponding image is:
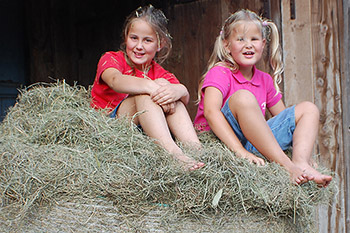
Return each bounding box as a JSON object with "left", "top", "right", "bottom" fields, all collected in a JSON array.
[
  {"left": 97, "top": 51, "right": 131, "bottom": 75},
  {"left": 100, "top": 51, "right": 125, "bottom": 63},
  {"left": 151, "top": 60, "right": 179, "bottom": 84},
  {"left": 201, "top": 64, "right": 234, "bottom": 95},
  {"left": 206, "top": 64, "right": 233, "bottom": 79}
]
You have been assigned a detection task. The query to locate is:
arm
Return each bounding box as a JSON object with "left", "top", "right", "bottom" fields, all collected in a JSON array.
[
  {"left": 268, "top": 99, "right": 286, "bottom": 117},
  {"left": 101, "top": 67, "right": 160, "bottom": 95},
  {"left": 204, "top": 87, "right": 265, "bottom": 165},
  {"left": 151, "top": 78, "right": 190, "bottom": 105}
]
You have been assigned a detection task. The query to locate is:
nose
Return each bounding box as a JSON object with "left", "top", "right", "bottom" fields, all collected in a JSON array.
[
  {"left": 136, "top": 40, "right": 143, "bottom": 50},
  {"left": 245, "top": 42, "right": 253, "bottom": 49}
]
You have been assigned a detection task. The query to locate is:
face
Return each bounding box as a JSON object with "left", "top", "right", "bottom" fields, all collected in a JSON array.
[
  {"left": 126, "top": 19, "right": 159, "bottom": 70},
  {"left": 224, "top": 21, "right": 266, "bottom": 73}
]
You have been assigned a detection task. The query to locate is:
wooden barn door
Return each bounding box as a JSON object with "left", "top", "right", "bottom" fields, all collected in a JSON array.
[{"left": 281, "top": 0, "right": 348, "bottom": 232}]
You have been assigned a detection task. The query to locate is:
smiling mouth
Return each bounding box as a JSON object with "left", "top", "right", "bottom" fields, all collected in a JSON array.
[
  {"left": 243, "top": 51, "right": 255, "bottom": 55},
  {"left": 134, "top": 51, "right": 145, "bottom": 58}
]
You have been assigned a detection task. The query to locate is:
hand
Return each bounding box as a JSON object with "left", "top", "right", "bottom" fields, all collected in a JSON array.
[
  {"left": 235, "top": 148, "right": 265, "bottom": 166},
  {"left": 151, "top": 79, "right": 180, "bottom": 105},
  {"left": 160, "top": 102, "right": 176, "bottom": 115}
]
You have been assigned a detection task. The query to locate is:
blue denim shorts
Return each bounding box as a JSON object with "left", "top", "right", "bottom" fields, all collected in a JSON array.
[
  {"left": 109, "top": 100, "right": 124, "bottom": 118},
  {"left": 109, "top": 99, "right": 143, "bottom": 132},
  {"left": 221, "top": 100, "right": 296, "bottom": 157}
]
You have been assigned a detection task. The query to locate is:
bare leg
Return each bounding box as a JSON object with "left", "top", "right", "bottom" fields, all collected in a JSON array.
[
  {"left": 118, "top": 95, "right": 204, "bottom": 170},
  {"left": 229, "top": 90, "right": 310, "bottom": 184},
  {"left": 166, "top": 101, "right": 201, "bottom": 148},
  {"left": 165, "top": 101, "right": 205, "bottom": 170},
  {"left": 291, "top": 102, "right": 332, "bottom": 187}
]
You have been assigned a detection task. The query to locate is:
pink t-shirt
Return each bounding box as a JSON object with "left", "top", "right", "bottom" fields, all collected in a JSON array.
[
  {"left": 194, "top": 65, "right": 282, "bottom": 131},
  {"left": 91, "top": 51, "right": 180, "bottom": 110}
]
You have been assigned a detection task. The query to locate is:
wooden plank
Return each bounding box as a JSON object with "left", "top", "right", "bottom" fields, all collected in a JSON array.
[
  {"left": 24, "top": 0, "right": 55, "bottom": 84},
  {"left": 341, "top": 0, "right": 350, "bottom": 231},
  {"left": 281, "top": 0, "right": 314, "bottom": 106},
  {"left": 282, "top": 0, "right": 347, "bottom": 232},
  {"left": 310, "top": 1, "right": 346, "bottom": 231},
  {"left": 165, "top": 0, "right": 222, "bottom": 119}
]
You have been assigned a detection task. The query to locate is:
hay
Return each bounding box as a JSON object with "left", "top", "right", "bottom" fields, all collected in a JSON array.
[{"left": 0, "top": 81, "right": 337, "bottom": 232}]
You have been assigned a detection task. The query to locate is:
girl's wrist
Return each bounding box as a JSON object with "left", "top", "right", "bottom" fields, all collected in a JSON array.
[{"left": 146, "top": 79, "right": 159, "bottom": 95}]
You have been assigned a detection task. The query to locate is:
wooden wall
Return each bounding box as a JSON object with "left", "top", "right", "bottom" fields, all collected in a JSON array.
[{"left": 281, "top": 0, "right": 348, "bottom": 232}]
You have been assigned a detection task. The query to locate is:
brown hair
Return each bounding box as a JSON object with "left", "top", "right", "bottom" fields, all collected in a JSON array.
[{"left": 120, "top": 5, "right": 172, "bottom": 65}]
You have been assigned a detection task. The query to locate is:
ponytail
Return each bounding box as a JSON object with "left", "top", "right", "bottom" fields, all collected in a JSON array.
[{"left": 265, "top": 21, "right": 284, "bottom": 93}]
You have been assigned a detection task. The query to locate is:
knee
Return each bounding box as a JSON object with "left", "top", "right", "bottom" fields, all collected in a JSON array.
[
  {"left": 133, "top": 94, "right": 161, "bottom": 111},
  {"left": 295, "top": 101, "right": 320, "bottom": 120},
  {"left": 229, "top": 90, "right": 258, "bottom": 108},
  {"left": 134, "top": 94, "right": 154, "bottom": 105}
]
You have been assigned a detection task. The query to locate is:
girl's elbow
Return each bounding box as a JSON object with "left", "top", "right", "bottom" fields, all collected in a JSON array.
[{"left": 203, "top": 108, "right": 216, "bottom": 120}]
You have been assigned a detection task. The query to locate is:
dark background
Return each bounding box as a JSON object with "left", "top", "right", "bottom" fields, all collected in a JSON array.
[{"left": 0, "top": 0, "right": 272, "bottom": 120}]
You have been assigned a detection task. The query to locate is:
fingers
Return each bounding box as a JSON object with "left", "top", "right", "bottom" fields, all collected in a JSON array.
[
  {"left": 248, "top": 157, "right": 265, "bottom": 166},
  {"left": 152, "top": 90, "right": 176, "bottom": 105},
  {"left": 151, "top": 83, "right": 179, "bottom": 105},
  {"left": 160, "top": 103, "right": 175, "bottom": 114},
  {"left": 236, "top": 150, "right": 265, "bottom": 166}
]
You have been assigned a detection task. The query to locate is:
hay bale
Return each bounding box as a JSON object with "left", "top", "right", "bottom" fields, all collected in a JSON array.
[{"left": 0, "top": 81, "right": 337, "bottom": 232}]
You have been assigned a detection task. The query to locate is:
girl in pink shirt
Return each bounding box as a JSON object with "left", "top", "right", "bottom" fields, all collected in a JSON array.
[
  {"left": 195, "top": 9, "right": 332, "bottom": 187},
  {"left": 91, "top": 5, "right": 204, "bottom": 170}
]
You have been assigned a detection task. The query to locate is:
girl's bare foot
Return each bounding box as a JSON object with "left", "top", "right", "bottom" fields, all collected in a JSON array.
[
  {"left": 286, "top": 165, "right": 314, "bottom": 185},
  {"left": 296, "top": 163, "right": 332, "bottom": 187},
  {"left": 174, "top": 154, "right": 205, "bottom": 171}
]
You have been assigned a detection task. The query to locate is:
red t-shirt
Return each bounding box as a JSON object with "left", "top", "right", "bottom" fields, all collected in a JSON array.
[{"left": 91, "top": 51, "right": 180, "bottom": 111}]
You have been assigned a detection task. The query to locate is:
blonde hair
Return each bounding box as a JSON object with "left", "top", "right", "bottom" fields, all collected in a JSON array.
[
  {"left": 197, "top": 9, "right": 283, "bottom": 101},
  {"left": 121, "top": 5, "right": 172, "bottom": 65}
]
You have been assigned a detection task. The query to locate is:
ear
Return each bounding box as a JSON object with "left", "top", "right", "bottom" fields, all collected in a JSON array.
[
  {"left": 223, "top": 39, "right": 231, "bottom": 54},
  {"left": 262, "top": 38, "right": 267, "bottom": 49},
  {"left": 157, "top": 38, "right": 166, "bottom": 52}
]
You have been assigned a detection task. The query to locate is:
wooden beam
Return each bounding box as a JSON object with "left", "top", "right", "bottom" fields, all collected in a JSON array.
[{"left": 281, "top": 0, "right": 314, "bottom": 106}]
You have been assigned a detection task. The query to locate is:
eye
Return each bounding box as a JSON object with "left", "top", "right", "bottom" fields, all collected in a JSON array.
[
  {"left": 129, "top": 35, "right": 138, "bottom": 40},
  {"left": 237, "top": 37, "right": 244, "bottom": 42},
  {"left": 145, "top": 38, "right": 154, "bottom": 43}
]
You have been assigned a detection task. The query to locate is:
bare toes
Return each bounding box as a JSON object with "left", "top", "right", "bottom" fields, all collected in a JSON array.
[{"left": 189, "top": 162, "right": 205, "bottom": 171}]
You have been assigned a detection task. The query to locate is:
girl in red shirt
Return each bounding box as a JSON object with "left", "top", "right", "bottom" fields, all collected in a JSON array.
[{"left": 91, "top": 5, "right": 204, "bottom": 170}]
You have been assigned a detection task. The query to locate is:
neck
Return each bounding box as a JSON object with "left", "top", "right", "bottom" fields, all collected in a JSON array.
[
  {"left": 134, "top": 62, "right": 152, "bottom": 73},
  {"left": 239, "top": 66, "right": 254, "bottom": 80}
]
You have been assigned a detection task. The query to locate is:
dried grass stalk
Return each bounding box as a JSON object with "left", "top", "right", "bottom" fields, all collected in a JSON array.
[{"left": 0, "top": 81, "right": 337, "bottom": 231}]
